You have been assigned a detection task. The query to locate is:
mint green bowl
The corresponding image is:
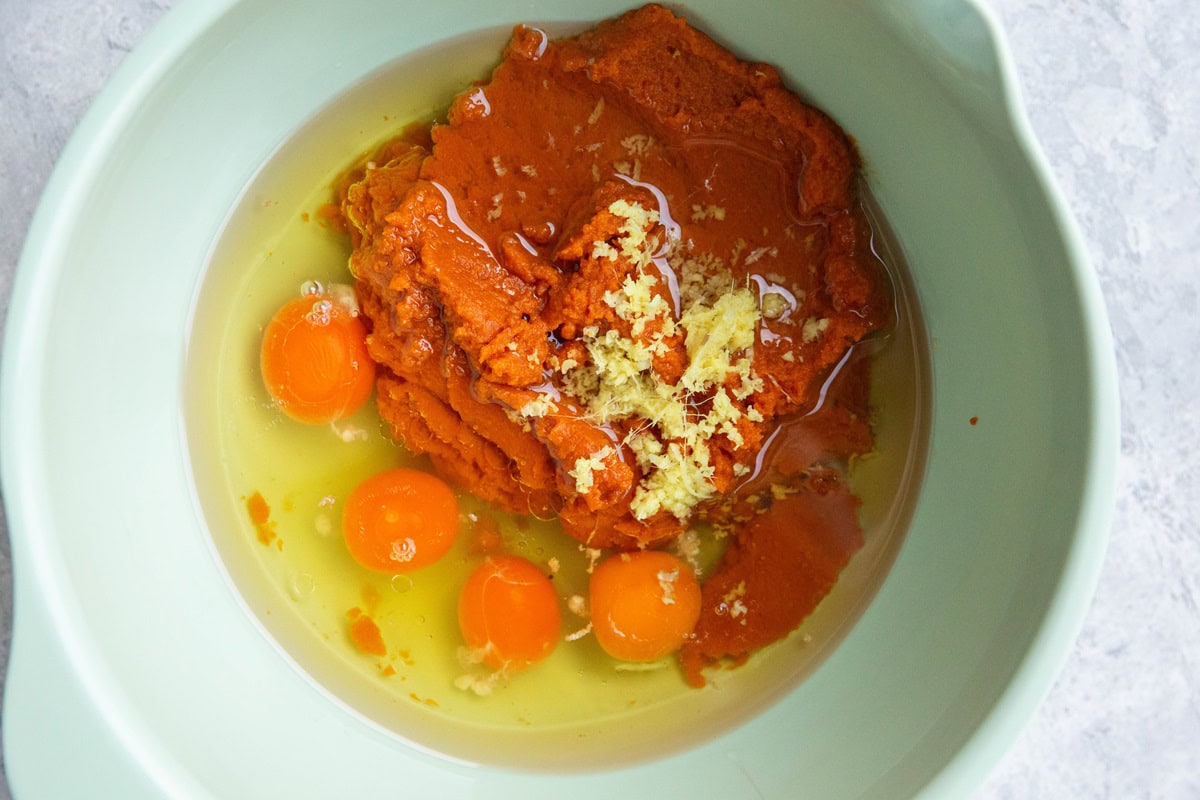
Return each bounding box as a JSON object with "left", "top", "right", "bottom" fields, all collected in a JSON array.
[{"left": 1, "top": 1, "right": 1117, "bottom": 797}]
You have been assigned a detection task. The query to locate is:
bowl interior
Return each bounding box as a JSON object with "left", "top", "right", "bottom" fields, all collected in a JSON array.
[
  {"left": 2, "top": 0, "right": 1114, "bottom": 797},
  {"left": 182, "top": 21, "right": 931, "bottom": 768}
]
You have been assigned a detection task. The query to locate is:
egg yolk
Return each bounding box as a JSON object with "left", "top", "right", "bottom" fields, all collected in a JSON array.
[
  {"left": 458, "top": 556, "right": 561, "bottom": 672},
  {"left": 589, "top": 551, "right": 701, "bottom": 662},
  {"left": 342, "top": 469, "right": 459, "bottom": 573},
  {"left": 260, "top": 292, "right": 375, "bottom": 424}
]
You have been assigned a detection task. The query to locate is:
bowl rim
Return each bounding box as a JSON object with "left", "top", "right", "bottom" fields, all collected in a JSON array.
[{"left": 912, "top": 1, "right": 1118, "bottom": 793}]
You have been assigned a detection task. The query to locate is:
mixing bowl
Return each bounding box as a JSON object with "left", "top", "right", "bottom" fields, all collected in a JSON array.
[{"left": 1, "top": 0, "right": 1117, "bottom": 797}]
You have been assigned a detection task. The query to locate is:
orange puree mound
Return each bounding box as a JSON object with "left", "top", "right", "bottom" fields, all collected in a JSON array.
[
  {"left": 679, "top": 474, "right": 865, "bottom": 687},
  {"left": 342, "top": 4, "right": 889, "bottom": 556}
]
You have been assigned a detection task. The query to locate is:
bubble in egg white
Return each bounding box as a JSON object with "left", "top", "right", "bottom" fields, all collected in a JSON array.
[
  {"left": 290, "top": 571, "right": 315, "bottom": 599},
  {"left": 299, "top": 279, "right": 324, "bottom": 297}
]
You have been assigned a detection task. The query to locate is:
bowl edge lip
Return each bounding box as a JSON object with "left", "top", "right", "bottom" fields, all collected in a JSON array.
[
  {"left": 0, "top": 0, "right": 1121, "bottom": 797},
  {"left": 0, "top": 0, "right": 244, "bottom": 797},
  {"left": 910, "top": 0, "right": 1119, "bottom": 796}
]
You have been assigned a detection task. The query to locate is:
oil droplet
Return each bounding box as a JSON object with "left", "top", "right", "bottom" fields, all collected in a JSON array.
[
  {"left": 305, "top": 299, "right": 333, "bottom": 326},
  {"left": 300, "top": 279, "right": 324, "bottom": 297},
  {"left": 290, "top": 571, "right": 315, "bottom": 600},
  {"left": 466, "top": 88, "right": 491, "bottom": 117},
  {"left": 528, "top": 27, "right": 549, "bottom": 59},
  {"left": 390, "top": 574, "right": 413, "bottom": 593}
]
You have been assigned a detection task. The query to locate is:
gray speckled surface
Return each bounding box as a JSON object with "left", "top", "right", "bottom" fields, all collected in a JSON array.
[{"left": 1, "top": 0, "right": 1197, "bottom": 797}]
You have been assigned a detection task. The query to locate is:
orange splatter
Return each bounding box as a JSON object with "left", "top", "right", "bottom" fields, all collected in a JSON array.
[
  {"left": 346, "top": 607, "right": 387, "bottom": 656},
  {"left": 247, "top": 492, "right": 270, "bottom": 524},
  {"left": 969, "top": 416, "right": 979, "bottom": 426},
  {"left": 409, "top": 693, "right": 439, "bottom": 708},
  {"left": 246, "top": 491, "right": 277, "bottom": 546}
]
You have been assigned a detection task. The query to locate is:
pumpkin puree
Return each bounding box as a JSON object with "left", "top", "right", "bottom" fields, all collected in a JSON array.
[{"left": 339, "top": 4, "right": 891, "bottom": 684}]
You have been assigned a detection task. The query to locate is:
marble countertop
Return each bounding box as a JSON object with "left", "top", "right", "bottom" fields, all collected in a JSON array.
[{"left": 1, "top": 0, "right": 1196, "bottom": 796}]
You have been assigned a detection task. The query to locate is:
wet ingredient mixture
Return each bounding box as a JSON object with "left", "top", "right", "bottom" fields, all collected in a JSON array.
[{"left": 265, "top": 4, "right": 893, "bottom": 689}]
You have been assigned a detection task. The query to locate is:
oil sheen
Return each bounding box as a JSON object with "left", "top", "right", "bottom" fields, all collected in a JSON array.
[{"left": 185, "top": 27, "right": 930, "bottom": 770}]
